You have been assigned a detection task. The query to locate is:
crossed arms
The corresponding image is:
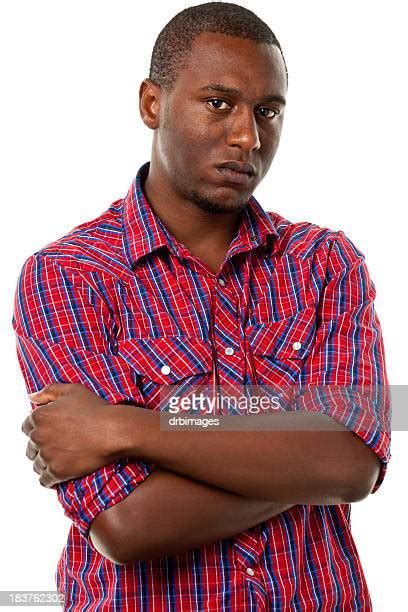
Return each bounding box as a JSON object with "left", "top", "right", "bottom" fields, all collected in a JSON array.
[
  {"left": 22, "top": 382, "right": 380, "bottom": 565},
  {"left": 14, "top": 251, "right": 388, "bottom": 565}
]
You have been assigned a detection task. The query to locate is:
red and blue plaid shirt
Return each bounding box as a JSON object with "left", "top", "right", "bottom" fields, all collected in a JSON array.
[{"left": 13, "top": 161, "right": 390, "bottom": 610}]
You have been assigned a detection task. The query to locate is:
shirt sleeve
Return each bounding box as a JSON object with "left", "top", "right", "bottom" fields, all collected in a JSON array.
[
  {"left": 12, "top": 253, "right": 156, "bottom": 545},
  {"left": 297, "top": 230, "right": 391, "bottom": 494}
]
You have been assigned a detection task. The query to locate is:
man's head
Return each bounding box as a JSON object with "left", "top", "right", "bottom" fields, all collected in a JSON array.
[{"left": 139, "top": 2, "right": 288, "bottom": 215}]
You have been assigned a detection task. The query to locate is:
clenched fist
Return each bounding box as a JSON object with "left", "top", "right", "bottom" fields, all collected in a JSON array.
[{"left": 21, "top": 383, "right": 131, "bottom": 488}]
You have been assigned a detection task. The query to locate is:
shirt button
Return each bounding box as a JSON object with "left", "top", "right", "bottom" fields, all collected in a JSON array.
[
  {"left": 225, "top": 347, "right": 234, "bottom": 356},
  {"left": 218, "top": 277, "right": 226, "bottom": 287},
  {"left": 246, "top": 567, "right": 255, "bottom": 576},
  {"left": 250, "top": 234, "right": 257, "bottom": 242},
  {"left": 292, "top": 341, "right": 302, "bottom": 351},
  {"left": 161, "top": 365, "right": 171, "bottom": 375}
]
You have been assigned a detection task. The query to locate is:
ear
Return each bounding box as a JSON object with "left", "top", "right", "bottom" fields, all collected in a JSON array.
[{"left": 139, "top": 78, "right": 161, "bottom": 130}]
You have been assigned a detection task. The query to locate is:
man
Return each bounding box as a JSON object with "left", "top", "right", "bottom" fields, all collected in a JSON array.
[{"left": 14, "top": 2, "right": 390, "bottom": 610}]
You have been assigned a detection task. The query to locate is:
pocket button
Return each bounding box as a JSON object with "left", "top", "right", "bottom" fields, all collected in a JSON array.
[
  {"left": 292, "top": 341, "right": 302, "bottom": 351},
  {"left": 160, "top": 365, "right": 171, "bottom": 375}
]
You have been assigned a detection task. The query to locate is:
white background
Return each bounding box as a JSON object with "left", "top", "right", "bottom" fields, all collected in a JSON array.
[{"left": 1, "top": 1, "right": 407, "bottom": 609}]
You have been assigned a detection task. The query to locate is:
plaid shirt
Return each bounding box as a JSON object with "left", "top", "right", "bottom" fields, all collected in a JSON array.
[{"left": 13, "top": 162, "right": 390, "bottom": 611}]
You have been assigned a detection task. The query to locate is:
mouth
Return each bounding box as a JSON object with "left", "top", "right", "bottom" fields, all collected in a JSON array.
[{"left": 214, "top": 162, "right": 256, "bottom": 188}]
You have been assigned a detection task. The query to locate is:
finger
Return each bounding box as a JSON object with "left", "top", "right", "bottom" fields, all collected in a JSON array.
[
  {"left": 39, "top": 468, "right": 57, "bottom": 489},
  {"left": 28, "top": 383, "right": 73, "bottom": 405},
  {"left": 26, "top": 439, "right": 39, "bottom": 461},
  {"left": 33, "top": 452, "right": 47, "bottom": 475},
  {"left": 21, "top": 414, "right": 34, "bottom": 436}
]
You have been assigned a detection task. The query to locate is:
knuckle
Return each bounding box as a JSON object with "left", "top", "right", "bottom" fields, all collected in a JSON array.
[
  {"left": 45, "top": 382, "right": 63, "bottom": 396},
  {"left": 48, "top": 462, "right": 60, "bottom": 478},
  {"left": 33, "top": 407, "right": 47, "bottom": 423},
  {"left": 31, "top": 408, "right": 42, "bottom": 423},
  {"left": 26, "top": 442, "right": 35, "bottom": 459},
  {"left": 29, "top": 429, "right": 40, "bottom": 445}
]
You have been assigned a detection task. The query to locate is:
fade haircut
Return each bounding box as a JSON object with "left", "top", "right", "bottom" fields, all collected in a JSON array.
[{"left": 149, "top": 2, "right": 288, "bottom": 92}]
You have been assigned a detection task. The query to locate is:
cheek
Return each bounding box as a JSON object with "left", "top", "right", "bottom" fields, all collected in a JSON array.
[
  {"left": 173, "top": 103, "right": 221, "bottom": 146},
  {"left": 170, "top": 123, "right": 217, "bottom": 164},
  {"left": 183, "top": 119, "right": 217, "bottom": 145},
  {"left": 262, "top": 122, "right": 283, "bottom": 155},
  {"left": 259, "top": 138, "right": 281, "bottom": 176},
  {"left": 274, "top": 116, "right": 285, "bottom": 143},
  {"left": 160, "top": 131, "right": 205, "bottom": 183}
]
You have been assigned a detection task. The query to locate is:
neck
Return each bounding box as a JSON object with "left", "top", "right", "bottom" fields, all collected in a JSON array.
[{"left": 142, "top": 159, "right": 243, "bottom": 253}]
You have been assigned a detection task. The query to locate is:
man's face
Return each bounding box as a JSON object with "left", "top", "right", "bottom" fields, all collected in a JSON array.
[{"left": 153, "top": 31, "right": 287, "bottom": 214}]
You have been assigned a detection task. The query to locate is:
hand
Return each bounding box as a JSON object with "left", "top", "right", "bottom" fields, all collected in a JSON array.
[{"left": 21, "top": 382, "right": 123, "bottom": 488}]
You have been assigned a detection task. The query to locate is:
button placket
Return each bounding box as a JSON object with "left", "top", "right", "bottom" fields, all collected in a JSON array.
[{"left": 210, "top": 279, "right": 244, "bottom": 385}]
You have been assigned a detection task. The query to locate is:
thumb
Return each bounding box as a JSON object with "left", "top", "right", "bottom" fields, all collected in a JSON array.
[{"left": 28, "top": 382, "right": 73, "bottom": 405}]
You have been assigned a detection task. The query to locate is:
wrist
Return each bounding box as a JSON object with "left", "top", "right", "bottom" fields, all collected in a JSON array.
[
  {"left": 103, "top": 404, "right": 135, "bottom": 461},
  {"left": 108, "top": 404, "right": 157, "bottom": 461}
]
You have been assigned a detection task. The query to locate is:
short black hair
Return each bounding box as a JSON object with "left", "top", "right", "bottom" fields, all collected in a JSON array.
[{"left": 149, "top": 2, "right": 288, "bottom": 92}]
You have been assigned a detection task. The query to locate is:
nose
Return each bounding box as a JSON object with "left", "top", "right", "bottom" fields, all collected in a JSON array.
[{"left": 226, "top": 107, "right": 261, "bottom": 152}]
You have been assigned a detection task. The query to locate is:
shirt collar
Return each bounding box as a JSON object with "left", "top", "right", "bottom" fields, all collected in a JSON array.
[{"left": 122, "top": 161, "right": 279, "bottom": 269}]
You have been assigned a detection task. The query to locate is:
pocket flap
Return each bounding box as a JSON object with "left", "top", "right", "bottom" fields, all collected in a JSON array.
[
  {"left": 117, "top": 335, "right": 213, "bottom": 384},
  {"left": 248, "top": 306, "right": 317, "bottom": 359}
]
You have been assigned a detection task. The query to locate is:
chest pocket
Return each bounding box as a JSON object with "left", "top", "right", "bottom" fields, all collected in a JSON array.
[
  {"left": 247, "top": 306, "right": 317, "bottom": 388},
  {"left": 117, "top": 335, "right": 213, "bottom": 411}
]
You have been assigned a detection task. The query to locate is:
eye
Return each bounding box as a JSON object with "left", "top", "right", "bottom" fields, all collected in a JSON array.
[
  {"left": 257, "top": 107, "right": 279, "bottom": 119},
  {"left": 207, "top": 98, "right": 230, "bottom": 110}
]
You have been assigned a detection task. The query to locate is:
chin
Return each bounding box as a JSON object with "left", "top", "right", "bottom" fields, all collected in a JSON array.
[{"left": 190, "top": 188, "right": 250, "bottom": 215}]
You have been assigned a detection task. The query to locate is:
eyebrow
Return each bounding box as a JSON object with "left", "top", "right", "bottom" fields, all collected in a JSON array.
[{"left": 199, "top": 83, "right": 286, "bottom": 106}]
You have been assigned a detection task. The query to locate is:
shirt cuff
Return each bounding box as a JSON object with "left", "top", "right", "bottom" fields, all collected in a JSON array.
[
  {"left": 56, "top": 459, "right": 156, "bottom": 547},
  {"left": 295, "top": 384, "right": 391, "bottom": 494}
]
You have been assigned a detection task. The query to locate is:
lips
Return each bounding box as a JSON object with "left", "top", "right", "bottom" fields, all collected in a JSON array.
[
  {"left": 218, "top": 161, "right": 256, "bottom": 175},
  {"left": 215, "top": 161, "right": 256, "bottom": 187}
]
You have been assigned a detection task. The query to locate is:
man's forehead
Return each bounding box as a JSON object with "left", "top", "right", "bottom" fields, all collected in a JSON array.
[
  {"left": 178, "top": 33, "right": 287, "bottom": 95},
  {"left": 188, "top": 31, "right": 281, "bottom": 64}
]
